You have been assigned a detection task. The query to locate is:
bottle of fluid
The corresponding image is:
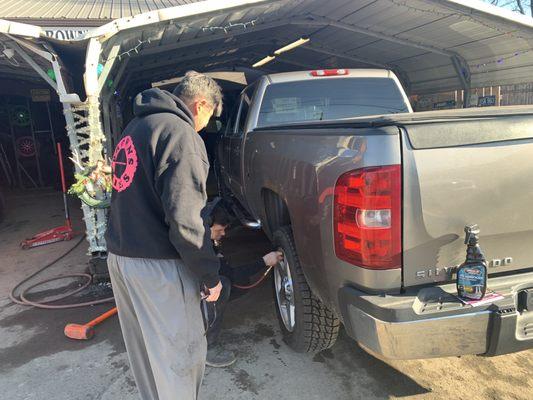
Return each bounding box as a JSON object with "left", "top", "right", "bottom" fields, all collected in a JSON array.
[{"left": 456, "top": 224, "right": 488, "bottom": 301}]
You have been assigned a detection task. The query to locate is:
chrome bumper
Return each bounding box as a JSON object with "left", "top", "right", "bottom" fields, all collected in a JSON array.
[
  {"left": 338, "top": 274, "right": 533, "bottom": 360},
  {"left": 345, "top": 304, "right": 491, "bottom": 359}
]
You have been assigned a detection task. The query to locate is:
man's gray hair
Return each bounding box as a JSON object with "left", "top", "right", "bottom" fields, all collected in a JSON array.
[{"left": 173, "top": 71, "right": 222, "bottom": 116}]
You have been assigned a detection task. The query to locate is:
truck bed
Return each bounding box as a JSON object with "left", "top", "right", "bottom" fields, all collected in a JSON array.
[{"left": 248, "top": 105, "right": 533, "bottom": 290}]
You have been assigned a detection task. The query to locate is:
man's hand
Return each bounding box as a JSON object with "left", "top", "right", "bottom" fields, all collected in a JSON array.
[
  {"left": 204, "top": 281, "right": 222, "bottom": 302},
  {"left": 263, "top": 251, "right": 284, "bottom": 267}
]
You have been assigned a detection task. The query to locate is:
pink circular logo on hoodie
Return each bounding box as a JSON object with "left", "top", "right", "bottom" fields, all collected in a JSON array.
[{"left": 112, "top": 135, "right": 138, "bottom": 192}]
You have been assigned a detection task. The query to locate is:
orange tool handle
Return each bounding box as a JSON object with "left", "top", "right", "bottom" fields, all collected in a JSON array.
[{"left": 87, "top": 307, "right": 118, "bottom": 327}]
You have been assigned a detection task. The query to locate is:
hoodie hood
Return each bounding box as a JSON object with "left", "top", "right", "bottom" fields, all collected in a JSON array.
[{"left": 134, "top": 88, "right": 195, "bottom": 129}]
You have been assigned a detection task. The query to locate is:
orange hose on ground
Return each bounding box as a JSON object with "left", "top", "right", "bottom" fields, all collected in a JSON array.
[{"left": 232, "top": 266, "right": 273, "bottom": 290}]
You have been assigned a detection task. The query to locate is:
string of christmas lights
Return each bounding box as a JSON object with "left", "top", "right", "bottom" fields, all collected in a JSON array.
[
  {"left": 101, "top": 19, "right": 258, "bottom": 63},
  {"left": 102, "top": 38, "right": 152, "bottom": 63},
  {"left": 201, "top": 19, "right": 257, "bottom": 34},
  {"left": 473, "top": 49, "right": 532, "bottom": 69}
]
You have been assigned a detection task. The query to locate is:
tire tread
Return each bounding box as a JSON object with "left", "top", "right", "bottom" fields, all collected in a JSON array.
[{"left": 274, "top": 226, "right": 340, "bottom": 352}]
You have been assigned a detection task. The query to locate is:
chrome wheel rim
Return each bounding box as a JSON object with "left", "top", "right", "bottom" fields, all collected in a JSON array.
[{"left": 274, "top": 250, "right": 296, "bottom": 332}]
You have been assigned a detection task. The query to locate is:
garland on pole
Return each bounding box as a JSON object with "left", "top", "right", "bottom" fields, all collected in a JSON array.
[
  {"left": 65, "top": 105, "right": 113, "bottom": 210},
  {"left": 68, "top": 156, "right": 112, "bottom": 209}
]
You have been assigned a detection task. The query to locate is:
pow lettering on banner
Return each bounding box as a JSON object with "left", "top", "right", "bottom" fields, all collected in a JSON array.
[{"left": 112, "top": 135, "right": 138, "bottom": 192}]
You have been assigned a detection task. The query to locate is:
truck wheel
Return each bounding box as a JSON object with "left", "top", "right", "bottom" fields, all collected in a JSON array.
[{"left": 273, "top": 226, "right": 340, "bottom": 352}]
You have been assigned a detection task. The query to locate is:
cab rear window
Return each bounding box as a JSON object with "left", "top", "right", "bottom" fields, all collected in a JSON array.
[{"left": 256, "top": 78, "right": 409, "bottom": 128}]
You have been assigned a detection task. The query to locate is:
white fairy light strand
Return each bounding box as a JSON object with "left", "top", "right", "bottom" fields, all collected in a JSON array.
[
  {"left": 201, "top": 19, "right": 257, "bottom": 34},
  {"left": 102, "top": 39, "right": 152, "bottom": 63},
  {"left": 103, "top": 20, "right": 258, "bottom": 63}
]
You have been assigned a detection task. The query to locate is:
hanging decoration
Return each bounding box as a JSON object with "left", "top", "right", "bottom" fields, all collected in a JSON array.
[
  {"left": 65, "top": 102, "right": 111, "bottom": 209},
  {"left": 16, "top": 136, "right": 37, "bottom": 157},
  {"left": 11, "top": 105, "right": 31, "bottom": 127},
  {"left": 47, "top": 68, "right": 56, "bottom": 82},
  {"left": 68, "top": 152, "right": 112, "bottom": 209}
]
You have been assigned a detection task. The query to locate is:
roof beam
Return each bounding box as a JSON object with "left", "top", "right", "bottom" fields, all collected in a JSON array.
[
  {"left": 9, "top": 41, "right": 57, "bottom": 90},
  {"left": 110, "top": 57, "right": 130, "bottom": 97},
  {"left": 98, "top": 43, "right": 121, "bottom": 93},
  {"left": 6, "top": 34, "right": 54, "bottom": 62}
]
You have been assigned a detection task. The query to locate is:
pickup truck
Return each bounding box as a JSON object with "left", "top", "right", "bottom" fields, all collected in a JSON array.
[{"left": 217, "top": 68, "right": 533, "bottom": 359}]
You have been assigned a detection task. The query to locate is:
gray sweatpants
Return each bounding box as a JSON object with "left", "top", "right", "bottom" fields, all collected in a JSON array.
[{"left": 107, "top": 253, "right": 206, "bottom": 400}]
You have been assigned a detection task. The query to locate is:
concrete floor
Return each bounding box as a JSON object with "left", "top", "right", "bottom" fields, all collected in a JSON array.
[{"left": 0, "top": 189, "right": 532, "bottom": 400}]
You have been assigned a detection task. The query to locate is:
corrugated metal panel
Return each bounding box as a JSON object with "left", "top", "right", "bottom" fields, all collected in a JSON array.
[{"left": 0, "top": 0, "right": 203, "bottom": 23}]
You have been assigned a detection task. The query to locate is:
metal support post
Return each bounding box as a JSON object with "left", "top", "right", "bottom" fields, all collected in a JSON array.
[{"left": 452, "top": 55, "right": 472, "bottom": 108}]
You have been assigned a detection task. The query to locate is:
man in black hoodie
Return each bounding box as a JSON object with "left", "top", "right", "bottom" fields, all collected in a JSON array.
[{"left": 105, "top": 71, "right": 223, "bottom": 400}]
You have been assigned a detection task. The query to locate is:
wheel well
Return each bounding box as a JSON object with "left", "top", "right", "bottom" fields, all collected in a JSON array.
[{"left": 261, "top": 189, "right": 291, "bottom": 237}]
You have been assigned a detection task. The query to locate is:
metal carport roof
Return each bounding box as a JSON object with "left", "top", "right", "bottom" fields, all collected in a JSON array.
[
  {"left": 86, "top": 0, "right": 533, "bottom": 97},
  {"left": 1, "top": 0, "right": 533, "bottom": 96}
]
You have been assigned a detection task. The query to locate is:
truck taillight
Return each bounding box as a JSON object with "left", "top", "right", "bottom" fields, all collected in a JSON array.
[
  {"left": 334, "top": 165, "right": 401, "bottom": 270},
  {"left": 311, "top": 69, "right": 349, "bottom": 77}
]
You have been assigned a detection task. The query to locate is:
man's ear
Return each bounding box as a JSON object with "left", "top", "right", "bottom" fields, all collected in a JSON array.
[
  {"left": 188, "top": 100, "right": 200, "bottom": 116},
  {"left": 199, "top": 99, "right": 209, "bottom": 112}
]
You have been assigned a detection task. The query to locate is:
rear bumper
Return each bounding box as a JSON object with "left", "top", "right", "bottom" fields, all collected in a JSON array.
[{"left": 338, "top": 272, "right": 533, "bottom": 359}]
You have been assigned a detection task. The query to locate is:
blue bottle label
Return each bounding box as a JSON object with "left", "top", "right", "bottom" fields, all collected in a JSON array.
[{"left": 457, "top": 265, "right": 486, "bottom": 300}]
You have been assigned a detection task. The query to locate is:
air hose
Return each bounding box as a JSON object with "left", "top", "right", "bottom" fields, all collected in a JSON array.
[
  {"left": 9, "top": 235, "right": 115, "bottom": 309},
  {"left": 232, "top": 265, "right": 274, "bottom": 290}
]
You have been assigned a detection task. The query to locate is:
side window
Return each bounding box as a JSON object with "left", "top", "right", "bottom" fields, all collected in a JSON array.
[
  {"left": 237, "top": 99, "right": 249, "bottom": 135},
  {"left": 234, "top": 84, "right": 256, "bottom": 137},
  {"left": 224, "top": 100, "right": 239, "bottom": 137}
]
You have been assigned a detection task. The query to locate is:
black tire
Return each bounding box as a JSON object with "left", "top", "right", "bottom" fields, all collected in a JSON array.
[{"left": 273, "top": 226, "right": 340, "bottom": 352}]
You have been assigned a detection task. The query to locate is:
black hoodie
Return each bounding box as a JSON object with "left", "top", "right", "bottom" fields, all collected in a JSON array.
[{"left": 105, "top": 88, "right": 220, "bottom": 288}]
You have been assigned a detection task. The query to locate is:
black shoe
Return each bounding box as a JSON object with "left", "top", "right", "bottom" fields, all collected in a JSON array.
[{"left": 206, "top": 346, "right": 236, "bottom": 368}]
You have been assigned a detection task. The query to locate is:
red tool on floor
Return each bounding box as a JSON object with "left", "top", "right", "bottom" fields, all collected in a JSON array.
[
  {"left": 21, "top": 142, "right": 75, "bottom": 249},
  {"left": 64, "top": 307, "right": 118, "bottom": 340}
]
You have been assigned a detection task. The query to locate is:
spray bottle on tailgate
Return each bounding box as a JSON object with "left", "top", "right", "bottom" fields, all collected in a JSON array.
[{"left": 457, "top": 224, "right": 488, "bottom": 301}]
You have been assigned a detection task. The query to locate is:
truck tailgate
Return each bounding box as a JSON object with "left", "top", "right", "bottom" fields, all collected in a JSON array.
[{"left": 401, "top": 115, "right": 533, "bottom": 287}]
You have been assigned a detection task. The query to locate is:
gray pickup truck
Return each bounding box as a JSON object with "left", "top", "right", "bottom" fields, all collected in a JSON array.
[{"left": 217, "top": 68, "right": 533, "bottom": 359}]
